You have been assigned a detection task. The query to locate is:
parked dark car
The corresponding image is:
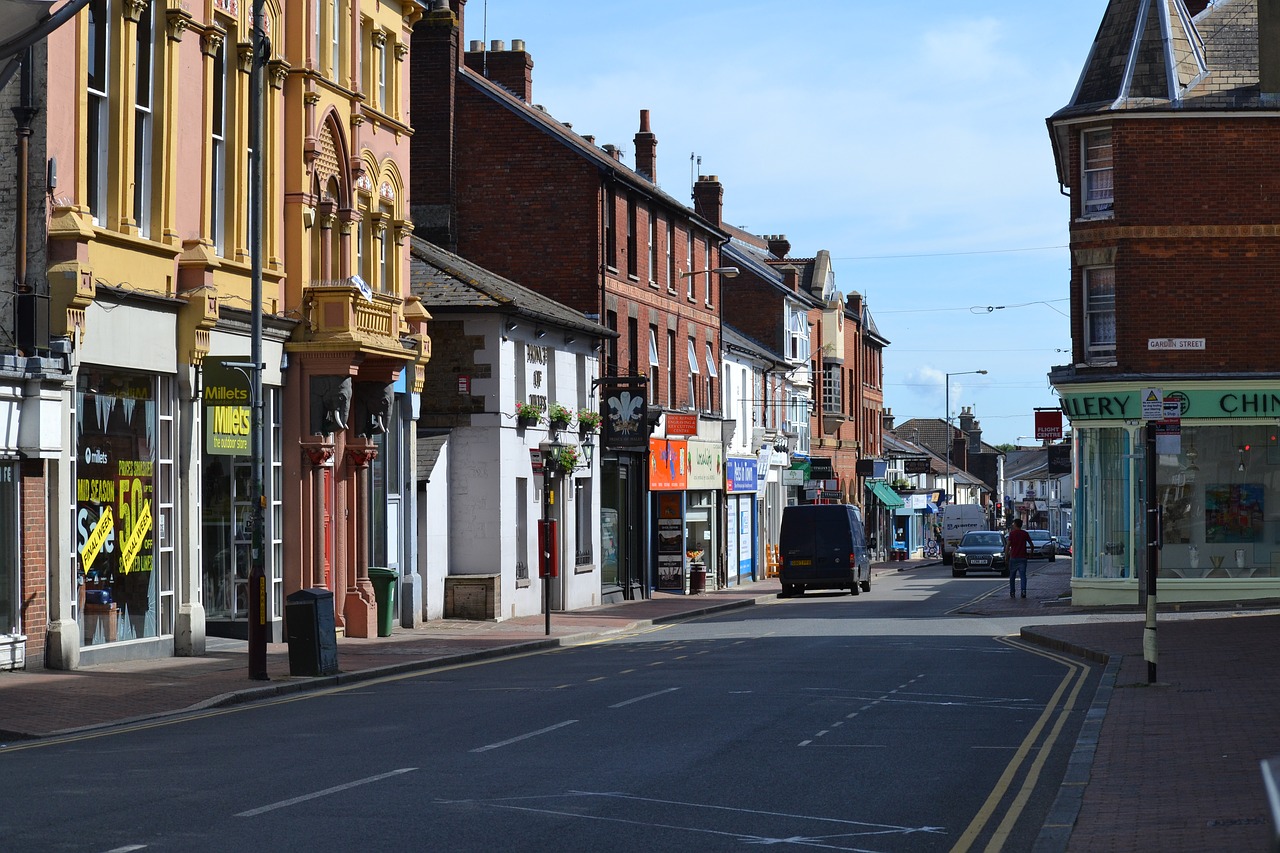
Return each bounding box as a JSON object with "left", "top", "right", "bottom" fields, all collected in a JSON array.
[
  {"left": 952, "top": 530, "right": 1008, "bottom": 578},
  {"left": 778, "top": 504, "right": 872, "bottom": 596},
  {"left": 1027, "top": 529, "right": 1057, "bottom": 561}
]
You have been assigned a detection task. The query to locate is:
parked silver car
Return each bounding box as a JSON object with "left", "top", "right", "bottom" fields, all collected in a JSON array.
[{"left": 1027, "top": 529, "right": 1057, "bottom": 561}]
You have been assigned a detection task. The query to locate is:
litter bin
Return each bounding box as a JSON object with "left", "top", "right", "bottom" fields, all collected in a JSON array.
[
  {"left": 285, "top": 588, "right": 338, "bottom": 677},
  {"left": 368, "top": 567, "right": 398, "bottom": 637},
  {"left": 689, "top": 562, "right": 707, "bottom": 595}
]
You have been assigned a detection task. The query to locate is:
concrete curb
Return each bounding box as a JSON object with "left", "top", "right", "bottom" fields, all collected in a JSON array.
[{"left": 1022, "top": 627, "right": 1119, "bottom": 852}]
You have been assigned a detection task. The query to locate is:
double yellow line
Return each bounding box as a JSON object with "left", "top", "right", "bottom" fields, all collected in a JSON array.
[{"left": 952, "top": 637, "right": 1092, "bottom": 852}]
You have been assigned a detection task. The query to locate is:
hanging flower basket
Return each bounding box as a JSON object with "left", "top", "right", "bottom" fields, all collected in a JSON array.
[
  {"left": 551, "top": 445, "right": 580, "bottom": 474},
  {"left": 547, "top": 403, "right": 573, "bottom": 431},
  {"left": 515, "top": 401, "right": 543, "bottom": 426},
  {"left": 577, "top": 408, "right": 602, "bottom": 434}
]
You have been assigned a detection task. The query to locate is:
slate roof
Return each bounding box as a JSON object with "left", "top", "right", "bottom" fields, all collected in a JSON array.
[
  {"left": 894, "top": 417, "right": 1003, "bottom": 459},
  {"left": 723, "top": 323, "right": 787, "bottom": 365},
  {"left": 1054, "top": 0, "right": 1259, "bottom": 121},
  {"left": 460, "top": 67, "right": 729, "bottom": 239},
  {"left": 722, "top": 242, "right": 824, "bottom": 309},
  {"left": 408, "top": 236, "right": 614, "bottom": 339}
]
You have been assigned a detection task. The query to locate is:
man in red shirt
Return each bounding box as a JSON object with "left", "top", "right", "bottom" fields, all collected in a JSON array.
[{"left": 1008, "top": 518, "right": 1031, "bottom": 599}]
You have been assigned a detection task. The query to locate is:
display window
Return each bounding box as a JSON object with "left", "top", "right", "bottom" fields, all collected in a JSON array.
[
  {"left": 76, "top": 370, "right": 173, "bottom": 646},
  {"left": 1075, "top": 427, "right": 1133, "bottom": 580},
  {"left": 1158, "top": 425, "right": 1280, "bottom": 579},
  {"left": 0, "top": 464, "right": 16, "bottom": 632}
]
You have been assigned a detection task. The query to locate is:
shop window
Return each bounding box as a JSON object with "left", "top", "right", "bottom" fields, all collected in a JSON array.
[
  {"left": 86, "top": 0, "right": 110, "bottom": 224},
  {"left": 0, "top": 465, "right": 16, "bottom": 632},
  {"left": 1076, "top": 427, "right": 1131, "bottom": 580},
  {"left": 76, "top": 371, "right": 171, "bottom": 646}
]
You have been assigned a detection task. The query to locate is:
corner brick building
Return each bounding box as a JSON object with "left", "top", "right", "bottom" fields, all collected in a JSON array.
[
  {"left": 410, "top": 0, "right": 734, "bottom": 599},
  {"left": 1048, "top": 0, "right": 1280, "bottom": 605}
]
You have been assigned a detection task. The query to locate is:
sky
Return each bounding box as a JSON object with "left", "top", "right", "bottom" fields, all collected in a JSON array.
[{"left": 467, "top": 0, "right": 1112, "bottom": 447}]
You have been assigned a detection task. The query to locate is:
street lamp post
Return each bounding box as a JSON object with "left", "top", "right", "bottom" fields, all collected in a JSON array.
[{"left": 944, "top": 370, "right": 987, "bottom": 505}]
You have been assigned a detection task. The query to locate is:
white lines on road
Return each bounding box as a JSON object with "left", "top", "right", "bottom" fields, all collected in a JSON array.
[
  {"left": 470, "top": 720, "right": 578, "bottom": 753},
  {"left": 438, "top": 790, "right": 944, "bottom": 849},
  {"left": 236, "top": 768, "right": 416, "bottom": 817},
  {"left": 102, "top": 847, "right": 147, "bottom": 852},
  {"left": 609, "top": 687, "right": 681, "bottom": 709},
  {"left": 803, "top": 675, "right": 925, "bottom": 747}
]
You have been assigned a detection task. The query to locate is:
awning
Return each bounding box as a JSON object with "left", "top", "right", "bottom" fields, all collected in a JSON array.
[
  {"left": 868, "top": 480, "right": 904, "bottom": 509},
  {"left": 924, "top": 501, "right": 939, "bottom": 514}
]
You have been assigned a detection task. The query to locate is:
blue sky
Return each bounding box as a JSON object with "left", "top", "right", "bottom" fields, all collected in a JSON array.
[{"left": 470, "top": 0, "right": 1111, "bottom": 445}]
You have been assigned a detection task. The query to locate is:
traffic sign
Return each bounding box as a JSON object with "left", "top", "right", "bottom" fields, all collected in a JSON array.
[{"left": 1141, "top": 388, "right": 1164, "bottom": 420}]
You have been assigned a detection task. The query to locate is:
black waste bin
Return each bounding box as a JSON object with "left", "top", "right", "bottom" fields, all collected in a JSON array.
[
  {"left": 285, "top": 588, "right": 338, "bottom": 676},
  {"left": 689, "top": 562, "right": 707, "bottom": 595},
  {"left": 368, "top": 567, "right": 398, "bottom": 638}
]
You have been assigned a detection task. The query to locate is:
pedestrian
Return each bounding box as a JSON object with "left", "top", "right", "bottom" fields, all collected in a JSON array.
[{"left": 1008, "top": 517, "right": 1031, "bottom": 599}]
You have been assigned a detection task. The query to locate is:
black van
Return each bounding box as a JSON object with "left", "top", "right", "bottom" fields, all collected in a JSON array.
[{"left": 778, "top": 504, "right": 872, "bottom": 597}]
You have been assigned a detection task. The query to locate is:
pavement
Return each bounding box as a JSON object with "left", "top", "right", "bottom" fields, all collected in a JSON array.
[{"left": 3, "top": 558, "right": 1280, "bottom": 852}]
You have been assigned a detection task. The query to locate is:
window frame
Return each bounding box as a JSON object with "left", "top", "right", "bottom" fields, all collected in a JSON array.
[
  {"left": 1082, "top": 128, "right": 1114, "bottom": 217},
  {"left": 1084, "top": 265, "right": 1117, "bottom": 365},
  {"left": 133, "top": 0, "right": 157, "bottom": 237},
  {"left": 86, "top": 0, "right": 110, "bottom": 224}
]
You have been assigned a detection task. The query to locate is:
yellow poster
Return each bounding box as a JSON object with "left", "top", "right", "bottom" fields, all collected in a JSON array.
[
  {"left": 120, "top": 501, "right": 153, "bottom": 575},
  {"left": 79, "top": 506, "right": 114, "bottom": 573}
]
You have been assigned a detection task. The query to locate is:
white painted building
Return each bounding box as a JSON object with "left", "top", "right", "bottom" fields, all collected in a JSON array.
[{"left": 411, "top": 239, "right": 613, "bottom": 621}]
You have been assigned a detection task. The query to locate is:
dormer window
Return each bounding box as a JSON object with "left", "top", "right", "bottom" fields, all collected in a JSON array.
[{"left": 1082, "top": 128, "right": 1114, "bottom": 216}]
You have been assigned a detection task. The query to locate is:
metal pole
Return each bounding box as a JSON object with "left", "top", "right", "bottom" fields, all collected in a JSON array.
[
  {"left": 1144, "top": 420, "right": 1160, "bottom": 683},
  {"left": 246, "top": 0, "right": 268, "bottom": 680},
  {"left": 944, "top": 375, "right": 951, "bottom": 504}
]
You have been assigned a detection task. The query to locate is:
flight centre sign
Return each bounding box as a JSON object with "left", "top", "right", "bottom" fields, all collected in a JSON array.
[{"left": 204, "top": 358, "right": 251, "bottom": 456}]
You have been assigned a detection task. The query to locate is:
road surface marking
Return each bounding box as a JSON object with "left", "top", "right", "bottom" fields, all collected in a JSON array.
[
  {"left": 588, "top": 676, "right": 606, "bottom": 682},
  {"left": 470, "top": 720, "right": 578, "bottom": 753},
  {"left": 609, "top": 687, "right": 680, "bottom": 708},
  {"left": 236, "top": 768, "right": 415, "bottom": 817},
  {"left": 952, "top": 639, "right": 1091, "bottom": 852}
]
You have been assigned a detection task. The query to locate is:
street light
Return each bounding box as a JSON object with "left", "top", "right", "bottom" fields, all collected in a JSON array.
[
  {"left": 945, "top": 370, "right": 987, "bottom": 505},
  {"left": 680, "top": 266, "right": 739, "bottom": 279}
]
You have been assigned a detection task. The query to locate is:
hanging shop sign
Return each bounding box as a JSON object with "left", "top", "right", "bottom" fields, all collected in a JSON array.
[
  {"left": 203, "top": 358, "right": 252, "bottom": 456},
  {"left": 600, "top": 376, "right": 649, "bottom": 449},
  {"left": 1034, "top": 409, "right": 1063, "bottom": 440}
]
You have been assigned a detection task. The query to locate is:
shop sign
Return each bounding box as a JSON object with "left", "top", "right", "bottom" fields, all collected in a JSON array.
[
  {"left": 204, "top": 358, "right": 251, "bottom": 456},
  {"left": 649, "top": 437, "right": 687, "bottom": 491},
  {"left": 726, "top": 456, "right": 758, "bottom": 493},
  {"left": 782, "top": 469, "right": 805, "bottom": 486},
  {"left": 1047, "top": 443, "right": 1072, "bottom": 475},
  {"left": 1034, "top": 409, "right": 1063, "bottom": 440},
  {"left": 686, "top": 440, "right": 723, "bottom": 490},
  {"left": 666, "top": 413, "right": 698, "bottom": 436},
  {"left": 600, "top": 376, "right": 649, "bottom": 449},
  {"left": 903, "top": 457, "right": 931, "bottom": 475},
  {"left": 1062, "top": 387, "right": 1280, "bottom": 421}
]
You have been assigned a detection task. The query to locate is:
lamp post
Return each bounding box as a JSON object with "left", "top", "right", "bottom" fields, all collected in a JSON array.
[
  {"left": 944, "top": 370, "right": 987, "bottom": 505},
  {"left": 680, "top": 266, "right": 740, "bottom": 282}
]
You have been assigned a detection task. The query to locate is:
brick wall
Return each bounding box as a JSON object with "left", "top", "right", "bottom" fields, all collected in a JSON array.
[
  {"left": 20, "top": 460, "right": 46, "bottom": 668},
  {"left": 418, "top": 318, "right": 489, "bottom": 428},
  {"left": 1067, "top": 116, "right": 1280, "bottom": 374}
]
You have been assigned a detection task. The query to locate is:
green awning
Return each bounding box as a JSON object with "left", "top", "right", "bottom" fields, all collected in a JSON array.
[{"left": 868, "top": 480, "right": 905, "bottom": 509}]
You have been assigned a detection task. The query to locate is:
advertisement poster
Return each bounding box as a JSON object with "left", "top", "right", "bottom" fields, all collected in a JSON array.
[
  {"left": 656, "top": 492, "right": 684, "bottom": 590},
  {"left": 649, "top": 438, "right": 688, "bottom": 491},
  {"left": 686, "top": 440, "right": 723, "bottom": 491},
  {"left": 76, "top": 371, "right": 158, "bottom": 645}
]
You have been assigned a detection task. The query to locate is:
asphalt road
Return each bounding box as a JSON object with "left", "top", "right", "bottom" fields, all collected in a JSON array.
[{"left": 0, "top": 568, "right": 1098, "bottom": 852}]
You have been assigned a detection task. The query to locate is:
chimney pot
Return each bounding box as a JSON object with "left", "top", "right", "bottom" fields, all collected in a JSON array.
[
  {"left": 490, "top": 39, "right": 505, "bottom": 52},
  {"left": 511, "top": 39, "right": 525, "bottom": 52},
  {"left": 469, "top": 40, "right": 483, "bottom": 51},
  {"left": 634, "top": 109, "right": 658, "bottom": 182}
]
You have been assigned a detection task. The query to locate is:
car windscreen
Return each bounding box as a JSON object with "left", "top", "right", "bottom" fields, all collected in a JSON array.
[
  {"left": 960, "top": 533, "right": 1002, "bottom": 547},
  {"left": 1028, "top": 531, "right": 1051, "bottom": 542}
]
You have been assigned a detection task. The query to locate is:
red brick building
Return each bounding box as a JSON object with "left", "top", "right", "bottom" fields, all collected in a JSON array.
[
  {"left": 410, "top": 1, "right": 733, "bottom": 599},
  {"left": 1048, "top": 0, "right": 1280, "bottom": 605}
]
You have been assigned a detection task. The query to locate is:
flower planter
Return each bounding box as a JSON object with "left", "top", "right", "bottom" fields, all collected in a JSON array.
[
  {"left": 516, "top": 415, "right": 540, "bottom": 429},
  {"left": 549, "top": 417, "right": 571, "bottom": 432}
]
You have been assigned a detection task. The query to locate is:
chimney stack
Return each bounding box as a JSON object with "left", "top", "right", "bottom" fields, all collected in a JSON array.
[
  {"left": 634, "top": 109, "right": 657, "bottom": 183},
  {"left": 463, "top": 35, "right": 534, "bottom": 102},
  {"left": 602, "top": 144, "right": 623, "bottom": 161},
  {"left": 781, "top": 266, "right": 799, "bottom": 293},
  {"left": 766, "top": 234, "right": 790, "bottom": 259},
  {"left": 1263, "top": 0, "right": 1280, "bottom": 94},
  {"left": 410, "top": 0, "right": 466, "bottom": 249},
  {"left": 881, "top": 408, "right": 894, "bottom": 432},
  {"left": 693, "top": 174, "right": 723, "bottom": 227}
]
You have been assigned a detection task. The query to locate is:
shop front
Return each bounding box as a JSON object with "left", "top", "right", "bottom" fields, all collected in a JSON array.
[
  {"left": 650, "top": 436, "right": 723, "bottom": 593},
  {"left": 725, "top": 456, "right": 758, "bottom": 585},
  {"left": 75, "top": 369, "right": 174, "bottom": 651},
  {"left": 686, "top": 439, "right": 723, "bottom": 589},
  {"left": 1063, "top": 382, "right": 1280, "bottom": 606}
]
